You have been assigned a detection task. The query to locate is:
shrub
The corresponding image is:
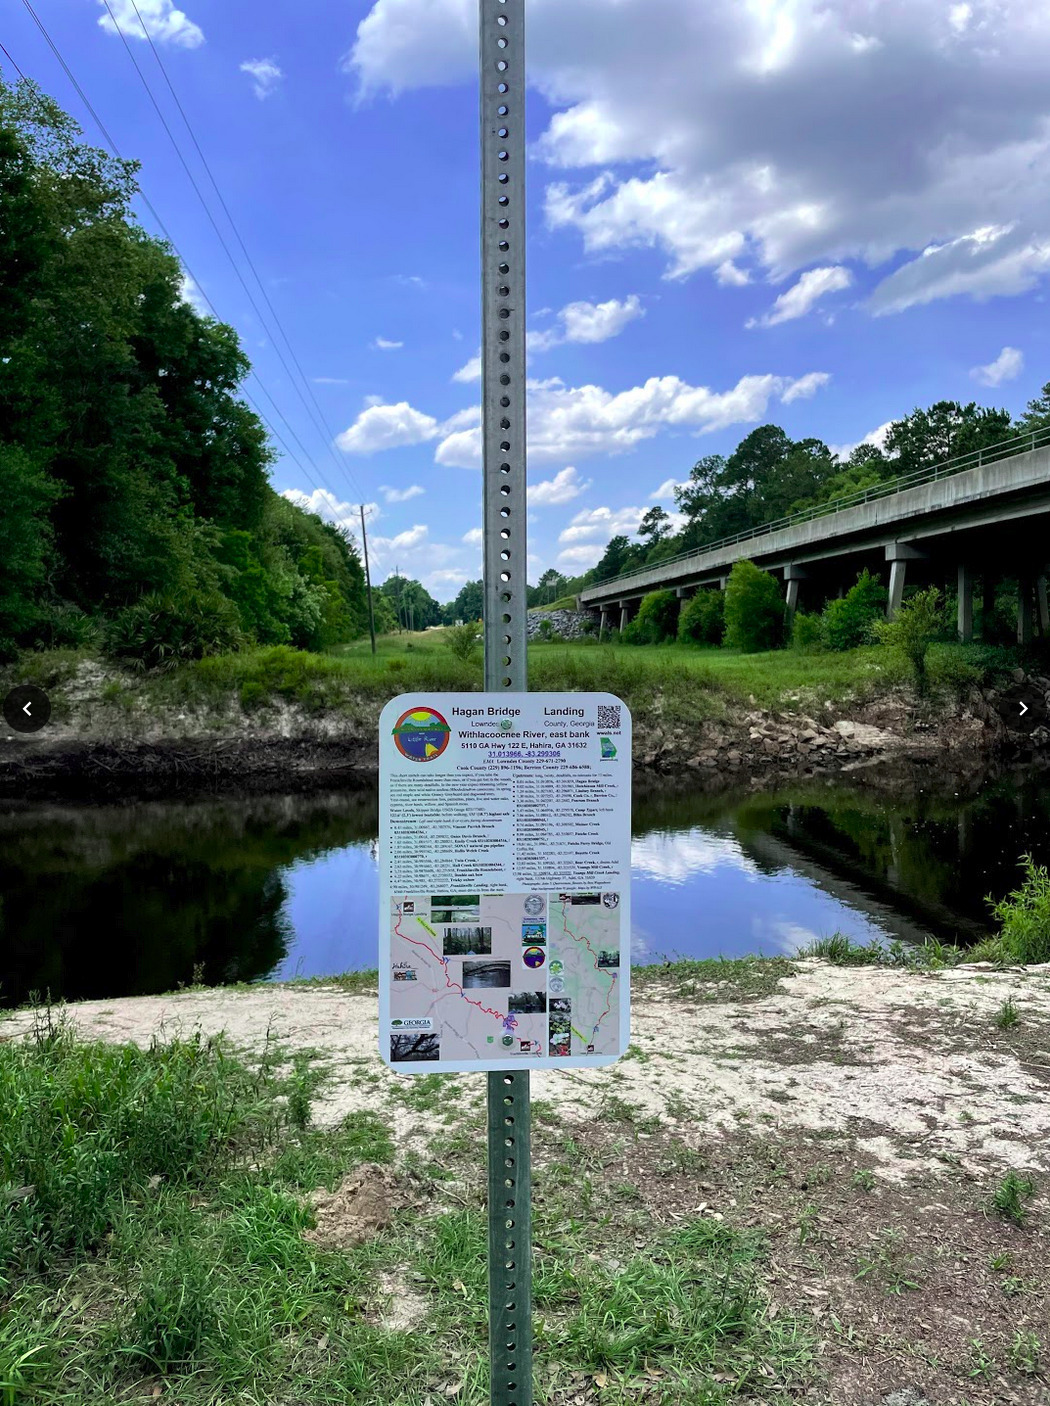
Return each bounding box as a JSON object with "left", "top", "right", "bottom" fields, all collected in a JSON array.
[
  {"left": 791, "top": 611, "right": 823, "bottom": 652},
  {"left": 987, "top": 855, "right": 1050, "bottom": 964},
  {"left": 105, "top": 589, "right": 244, "bottom": 671},
  {"left": 625, "top": 589, "right": 680, "bottom": 645},
  {"left": 723, "top": 561, "right": 784, "bottom": 653},
  {"left": 445, "top": 620, "right": 482, "bottom": 661},
  {"left": 677, "top": 590, "right": 725, "bottom": 646},
  {"left": 873, "top": 586, "right": 945, "bottom": 694},
  {"left": 820, "top": 570, "right": 887, "bottom": 651}
]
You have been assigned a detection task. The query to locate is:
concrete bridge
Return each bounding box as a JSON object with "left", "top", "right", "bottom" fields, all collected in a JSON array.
[{"left": 577, "top": 428, "right": 1050, "bottom": 642}]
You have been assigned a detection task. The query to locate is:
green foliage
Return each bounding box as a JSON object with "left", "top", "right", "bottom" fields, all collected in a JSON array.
[
  {"left": 723, "top": 560, "right": 784, "bottom": 653},
  {"left": 0, "top": 79, "right": 367, "bottom": 668},
  {"left": 820, "top": 570, "right": 888, "bottom": 651},
  {"left": 791, "top": 611, "right": 823, "bottom": 652},
  {"left": 444, "top": 620, "right": 482, "bottom": 661},
  {"left": 624, "top": 589, "right": 679, "bottom": 645},
  {"left": 995, "top": 998, "right": 1020, "bottom": 1029},
  {"left": 873, "top": 586, "right": 946, "bottom": 693},
  {"left": 444, "top": 577, "right": 484, "bottom": 625},
  {"left": 990, "top": 1170, "right": 1035, "bottom": 1226},
  {"left": 677, "top": 589, "right": 724, "bottom": 645},
  {"left": 987, "top": 856, "right": 1050, "bottom": 965}
]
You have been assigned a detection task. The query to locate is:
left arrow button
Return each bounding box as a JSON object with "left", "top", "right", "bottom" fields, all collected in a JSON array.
[{"left": 3, "top": 686, "right": 51, "bottom": 734}]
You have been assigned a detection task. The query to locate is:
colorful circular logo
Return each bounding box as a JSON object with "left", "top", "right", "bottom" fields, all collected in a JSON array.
[
  {"left": 392, "top": 706, "right": 451, "bottom": 763},
  {"left": 523, "top": 946, "right": 546, "bottom": 969}
]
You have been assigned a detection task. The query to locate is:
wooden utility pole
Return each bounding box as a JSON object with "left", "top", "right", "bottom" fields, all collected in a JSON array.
[{"left": 360, "top": 504, "right": 377, "bottom": 655}]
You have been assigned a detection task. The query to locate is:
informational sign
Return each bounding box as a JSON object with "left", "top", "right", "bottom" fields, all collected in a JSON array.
[{"left": 378, "top": 692, "right": 631, "bottom": 1073}]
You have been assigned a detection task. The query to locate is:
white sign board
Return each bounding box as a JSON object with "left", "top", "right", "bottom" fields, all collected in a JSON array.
[{"left": 378, "top": 691, "right": 631, "bottom": 1073}]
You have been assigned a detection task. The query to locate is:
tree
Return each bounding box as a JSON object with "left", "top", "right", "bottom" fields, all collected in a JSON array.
[
  {"left": 445, "top": 578, "right": 484, "bottom": 624},
  {"left": 624, "top": 589, "right": 679, "bottom": 644},
  {"left": 637, "top": 506, "right": 671, "bottom": 547},
  {"left": 884, "top": 400, "right": 1012, "bottom": 474},
  {"left": 674, "top": 453, "right": 726, "bottom": 549},
  {"left": 723, "top": 560, "right": 785, "bottom": 653},
  {"left": 591, "top": 534, "right": 642, "bottom": 584},
  {"left": 874, "top": 586, "right": 945, "bottom": 695},
  {"left": 820, "top": 569, "right": 887, "bottom": 651},
  {"left": 677, "top": 589, "right": 724, "bottom": 646},
  {"left": 1015, "top": 381, "right": 1050, "bottom": 438}
]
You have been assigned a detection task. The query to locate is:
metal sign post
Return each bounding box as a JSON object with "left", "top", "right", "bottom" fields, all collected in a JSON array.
[{"left": 480, "top": 2, "right": 530, "bottom": 1402}]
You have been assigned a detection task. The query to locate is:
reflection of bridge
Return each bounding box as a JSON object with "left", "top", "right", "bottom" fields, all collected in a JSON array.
[
  {"left": 578, "top": 428, "right": 1050, "bottom": 641},
  {"left": 738, "top": 813, "right": 986, "bottom": 947}
]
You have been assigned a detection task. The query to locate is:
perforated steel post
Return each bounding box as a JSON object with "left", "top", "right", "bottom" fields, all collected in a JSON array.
[{"left": 480, "top": 1, "right": 532, "bottom": 1403}]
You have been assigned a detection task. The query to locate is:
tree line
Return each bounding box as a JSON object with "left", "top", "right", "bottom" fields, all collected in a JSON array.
[{"left": 0, "top": 80, "right": 369, "bottom": 666}]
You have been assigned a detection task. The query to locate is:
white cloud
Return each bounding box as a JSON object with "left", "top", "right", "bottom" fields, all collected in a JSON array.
[
  {"left": 528, "top": 466, "right": 591, "bottom": 506},
  {"left": 827, "top": 420, "right": 895, "bottom": 461},
  {"left": 748, "top": 265, "right": 852, "bottom": 328},
  {"left": 452, "top": 354, "right": 482, "bottom": 384},
  {"left": 461, "top": 527, "right": 484, "bottom": 545},
  {"left": 240, "top": 58, "right": 282, "bottom": 99},
  {"left": 869, "top": 226, "right": 1050, "bottom": 315},
  {"left": 970, "top": 345, "right": 1024, "bottom": 387},
  {"left": 349, "top": 0, "right": 1050, "bottom": 311},
  {"left": 379, "top": 483, "right": 425, "bottom": 503},
  {"left": 99, "top": 0, "right": 203, "bottom": 46},
  {"left": 281, "top": 488, "right": 379, "bottom": 534},
  {"left": 336, "top": 400, "right": 440, "bottom": 454},
  {"left": 557, "top": 544, "right": 606, "bottom": 569},
  {"left": 559, "top": 505, "right": 649, "bottom": 544},
  {"left": 716, "top": 260, "right": 751, "bottom": 287},
  {"left": 650, "top": 477, "right": 688, "bottom": 501},
  {"left": 560, "top": 294, "right": 644, "bottom": 344},
  {"left": 435, "top": 369, "right": 831, "bottom": 469},
  {"left": 313, "top": 376, "right": 350, "bottom": 385},
  {"left": 372, "top": 336, "right": 404, "bottom": 350},
  {"left": 178, "top": 273, "right": 207, "bottom": 314}
]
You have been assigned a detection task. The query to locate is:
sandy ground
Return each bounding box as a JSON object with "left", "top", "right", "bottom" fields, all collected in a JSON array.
[{"left": 6, "top": 959, "right": 1049, "bottom": 1182}]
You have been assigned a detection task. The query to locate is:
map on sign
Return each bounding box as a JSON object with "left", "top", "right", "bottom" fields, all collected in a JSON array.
[
  {"left": 387, "top": 890, "right": 622, "bottom": 1064},
  {"left": 378, "top": 691, "right": 631, "bottom": 1073}
]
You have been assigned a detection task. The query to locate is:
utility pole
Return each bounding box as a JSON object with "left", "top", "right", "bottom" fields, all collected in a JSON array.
[
  {"left": 480, "top": 2, "right": 531, "bottom": 1402},
  {"left": 360, "top": 505, "right": 377, "bottom": 655}
]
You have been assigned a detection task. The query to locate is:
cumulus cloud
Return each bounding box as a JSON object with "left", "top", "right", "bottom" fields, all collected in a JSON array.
[
  {"left": 970, "top": 345, "right": 1024, "bottom": 387},
  {"left": 461, "top": 527, "right": 484, "bottom": 545},
  {"left": 528, "top": 466, "right": 591, "bottom": 506},
  {"left": 372, "top": 336, "right": 404, "bottom": 350},
  {"left": 557, "top": 543, "right": 606, "bottom": 569},
  {"left": 650, "top": 476, "right": 688, "bottom": 501},
  {"left": 348, "top": 0, "right": 1050, "bottom": 310},
  {"left": 178, "top": 273, "right": 207, "bottom": 314},
  {"left": 869, "top": 226, "right": 1050, "bottom": 315},
  {"left": 435, "top": 369, "right": 830, "bottom": 469},
  {"left": 280, "top": 488, "right": 379, "bottom": 534},
  {"left": 336, "top": 400, "right": 440, "bottom": 454},
  {"left": 826, "top": 420, "right": 895, "bottom": 462},
  {"left": 379, "top": 483, "right": 425, "bottom": 503},
  {"left": 747, "top": 265, "right": 852, "bottom": 328},
  {"left": 99, "top": 0, "right": 203, "bottom": 46},
  {"left": 452, "top": 354, "right": 482, "bottom": 384},
  {"left": 240, "top": 58, "right": 282, "bottom": 99},
  {"left": 558, "top": 503, "right": 686, "bottom": 544}
]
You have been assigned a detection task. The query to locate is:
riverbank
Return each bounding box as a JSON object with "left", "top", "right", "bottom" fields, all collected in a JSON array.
[
  {"left": 2, "top": 639, "right": 1044, "bottom": 801},
  {"left": 2, "top": 958, "right": 1048, "bottom": 1404}
]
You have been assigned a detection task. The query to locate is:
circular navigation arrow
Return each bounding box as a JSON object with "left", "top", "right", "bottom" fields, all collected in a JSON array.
[
  {"left": 995, "top": 684, "right": 1047, "bottom": 735},
  {"left": 3, "top": 685, "right": 52, "bottom": 735}
]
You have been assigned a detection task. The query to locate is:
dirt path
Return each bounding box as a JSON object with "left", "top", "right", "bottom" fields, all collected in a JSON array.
[{"left": 6, "top": 959, "right": 1049, "bottom": 1180}]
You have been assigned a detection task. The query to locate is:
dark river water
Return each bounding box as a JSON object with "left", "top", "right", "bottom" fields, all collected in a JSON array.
[{"left": 2, "top": 767, "right": 1049, "bottom": 1007}]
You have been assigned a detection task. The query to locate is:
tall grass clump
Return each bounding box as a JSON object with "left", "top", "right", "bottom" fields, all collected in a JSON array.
[
  {"left": 0, "top": 1011, "right": 273, "bottom": 1275},
  {"left": 984, "top": 856, "right": 1050, "bottom": 965}
]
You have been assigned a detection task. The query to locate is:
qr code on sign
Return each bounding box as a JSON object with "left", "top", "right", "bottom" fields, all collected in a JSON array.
[{"left": 596, "top": 704, "right": 621, "bottom": 730}]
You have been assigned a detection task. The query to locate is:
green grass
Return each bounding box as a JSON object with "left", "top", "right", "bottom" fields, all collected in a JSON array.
[
  {"left": 639, "top": 954, "right": 799, "bottom": 1002},
  {"left": 995, "top": 998, "right": 1020, "bottom": 1029},
  {"left": 990, "top": 1170, "right": 1036, "bottom": 1226},
  {"left": 800, "top": 933, "right": 967, "bottom": 970}
]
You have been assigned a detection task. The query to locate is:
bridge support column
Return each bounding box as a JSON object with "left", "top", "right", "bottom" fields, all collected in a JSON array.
[
  {"left": 1018, "top": 576, "right": 1035, "bottom": 645},
  {"left": 1038, "top": 575, "right": 1050, "bottom": 637},
  {"left": 885, "top": 542, "right": 925, "bottom": 619},
  {"left": 598, "top": 606, "right": 610, "bottom": 642},
  {"left": 957, "top": 564, "right": 973, "bottom": 643},
  {"left": 783, "top": 565, "right": 807, "bottom": 622},
  {"left": 618, "top": 600, "right": 631, "bottom": 633}
]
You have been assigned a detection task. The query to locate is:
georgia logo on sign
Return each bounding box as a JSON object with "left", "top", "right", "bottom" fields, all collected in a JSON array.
[{"left": 391, "top": 706, "right": 451, "bottom": 763}]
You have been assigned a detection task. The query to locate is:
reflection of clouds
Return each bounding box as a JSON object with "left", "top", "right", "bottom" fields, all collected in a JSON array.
[
  {"left": 629, "top": 922, "right": 655, "bottom": 962},
  {"left": 632, "top": 829, "right": 757, "bottom": 886},
  {"left": 749, "top": 914, "right": 887, "bottom": 957}
]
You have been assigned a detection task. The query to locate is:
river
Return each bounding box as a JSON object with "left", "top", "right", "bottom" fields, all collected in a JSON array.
[{"left": 2, "top": 766, "right": 1048, "bottom": 1007}]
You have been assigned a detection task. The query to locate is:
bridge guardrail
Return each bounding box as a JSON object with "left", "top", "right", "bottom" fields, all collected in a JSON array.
[{"left": 583, "top": 423, "right": 1050, "bottom": 597}]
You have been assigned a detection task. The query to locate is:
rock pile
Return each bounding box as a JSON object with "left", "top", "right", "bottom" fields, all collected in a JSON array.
[{"left": 525, "top": 608, "right": 595, "bottom": 641}]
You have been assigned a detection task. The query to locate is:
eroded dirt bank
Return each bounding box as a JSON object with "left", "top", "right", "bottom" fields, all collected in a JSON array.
[{"left": 2, "top": 663, "right": 1046, "bottom": 802}]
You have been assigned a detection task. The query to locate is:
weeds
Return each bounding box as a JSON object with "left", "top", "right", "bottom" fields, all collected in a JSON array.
[
  {"left": 990, "top": 1170, "right": 1036, "bottom": 1226},
  {"left": 855, "top": 1229, "right": 922, "bottom": 1294},
  {"left": 994, "top": 998, "right": 1020, "bottom": 1029}
]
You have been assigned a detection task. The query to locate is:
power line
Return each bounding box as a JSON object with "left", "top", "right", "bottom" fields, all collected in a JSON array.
[
  {"left": 15, "top": 1, "right": 356, "bottom": 535},
  {"left": 123, "top": 0, "right": 370, "bottom": 507},
  {"left": 99, "top": 0, "right": 369, "bottom": 511},
  {"left": 0, "top": 40, "right": 27, "bottom": 81}
]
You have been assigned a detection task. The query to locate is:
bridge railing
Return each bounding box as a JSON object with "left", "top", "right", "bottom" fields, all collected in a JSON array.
[{"left": 583, "top": 422, "right": 1050, "bottom": 597}]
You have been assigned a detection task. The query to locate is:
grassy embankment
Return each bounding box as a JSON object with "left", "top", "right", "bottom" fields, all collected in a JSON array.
[
  {"left": 0, "top": 1006, "right": 813, "bottom": 1406},
  {"left": 8, "top": 630, "right": 1023, "bottom": 733}
]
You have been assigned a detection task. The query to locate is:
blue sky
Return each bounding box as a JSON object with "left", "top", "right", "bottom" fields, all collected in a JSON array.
[{"left": 6, "top": 0, "right": 1050, "bottom": 599}]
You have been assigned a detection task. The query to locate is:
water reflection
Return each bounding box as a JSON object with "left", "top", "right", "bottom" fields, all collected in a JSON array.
[{"left": 2, "top": 766, "right": 1049, "bottom": 1006}]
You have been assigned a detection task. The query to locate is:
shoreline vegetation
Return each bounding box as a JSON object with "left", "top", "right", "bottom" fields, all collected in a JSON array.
[{"left": 2, "top": 949, "right": 1048, "bottom": 1406}]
